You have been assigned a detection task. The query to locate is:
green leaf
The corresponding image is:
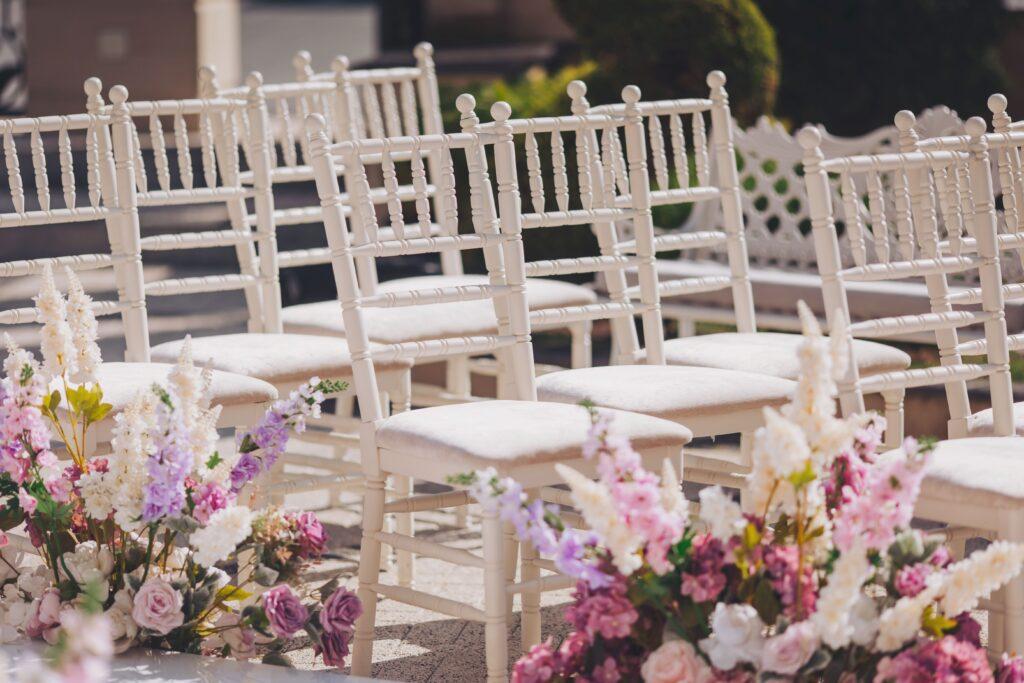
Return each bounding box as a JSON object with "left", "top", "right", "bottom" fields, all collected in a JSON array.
[
  {"left": 921, "top": 604, "right": 957, "bottom": 637},
  {"left": 743, "top": 522, "right": 762, "bottom": 549},
  {"left": 216, "top": 584, "right": 252, "bottom": 603},
  {"left": 86, "top": 402, "right": 113, "bottom": 425},
  {"left": 751, "top": 577, "right": 782, "bottom": 625},
  {"left": 262, "top": 650, "right": 293, "bottom": 667},
  {"left": 205, "top": 452, "right": 223, "bottom": 470},
  {"left": 786, "top": 460, "right": 817, "bottom": 490}
]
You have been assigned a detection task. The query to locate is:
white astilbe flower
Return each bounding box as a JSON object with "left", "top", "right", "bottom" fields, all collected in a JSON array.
[
  {"left": 167, "top": 337, "right": 220, "bottom": 473},
  {"left": 659, "top": 459, "right": 688, "bottom": 518},
  {"left": 62, "top": 267, "right": 102, "bottom": 383},
  {"left": 102, "top": 390, "right": 159, "bottom": 529},
  {"left": 3, "top": 334, "right": 35, "bottom": 380},
  {"left": 190, "top": 505, "right": 253, "bottom": 568},
  {"left": 746, "top": 408, "right": 810, "bottom": 516},
  {"left": 812, "top": 544, "right": 873, "bottom": 648},
  {"left": 556, "top": 463, "right": 642, "bottom": 575},
  {"left": 875, "top": 574, "right": 942, "bottom": 651},
  {"left": 34, "top": 264, "right": 76, "bottom": 379},
  {"left": 698, "top": 486, "right": 744, "bottom": 541},
  {"left": 939, "top": 541, "right": 1024, "bottom": 616}
]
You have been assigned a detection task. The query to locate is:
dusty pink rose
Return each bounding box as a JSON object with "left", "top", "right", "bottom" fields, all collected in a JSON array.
[
  {"left": 641, "top": 639, "right": 714, "bottom": 683},
  {"left": 24, "top": 588, "right": 62, "bottom": 639},
  {"left": 131, "top": 578, "right": 184, "bottom": 635},
  {"left": 262, "top": 584, "right": 309, "bottom": 639},
  {"left": 293, "top": 511, "right": 327, "bottom": 558},
  {"left": 761, "top": 621, "right": 819, "bottom": 675},
  {"left": 321, "top": 587, "right": 362, "bottom": 635},
  {"left": 214, "top": 613, "right": 256, "bottom": 660},
  {"left": 316, "top": 629, "right": 352, "bottom": 667}
]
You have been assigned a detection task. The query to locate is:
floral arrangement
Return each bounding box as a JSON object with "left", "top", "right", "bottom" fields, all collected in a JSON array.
[
  {"left": 0, "top": 266, "right": 360, "bottom": 680},
  {"left": 466, "top": 303, "right": 1024, "bottom": 682}
]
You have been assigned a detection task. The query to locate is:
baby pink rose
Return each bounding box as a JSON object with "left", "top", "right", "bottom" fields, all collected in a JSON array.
[
  {"left": 761, "top": 621, "right": 819, "bottom": 675},
  {"left": 37, "top": 587, "right": 62, "bottom": 625},
  {"left": 214, "top": 613, "right": 256, "bottom": 660},
  {"left": 641, "top": 639, "right": 715, "bottom": 683},
  {"left": 131, "top": 578, "right": 184, "bottom": 635}
]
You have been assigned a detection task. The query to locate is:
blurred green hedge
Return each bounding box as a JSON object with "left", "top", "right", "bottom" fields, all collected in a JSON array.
[{"left": 553, "top": 0, "right": 779, "bottom": 124}]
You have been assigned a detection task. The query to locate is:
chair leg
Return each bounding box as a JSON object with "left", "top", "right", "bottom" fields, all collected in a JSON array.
[
  {"left": 448, "top": 357, "right": 472, "bottom": 530},
  {"left": 482, "top": 507, "right": 509, "bottom": 683},
  {"left": 503, "top": 520, "right": 520, "bottom": 619},
  {"left": 1004, "top": 513, "right": 1024, "bottom": 654},
  {"left": 391, "top": 375, "right": 414, "bottom": 587},
  {"left": 570, "top": 321, "right": 593, "bottom": 369},
  {"left": 520, "top": 539, "right": 542, "bottom": 653},
  {"left": 881, "top": 388, "right": 905, "bottom": 450},
  {"left": 351, "top": 475, "right": 387, "bottom": 678}
]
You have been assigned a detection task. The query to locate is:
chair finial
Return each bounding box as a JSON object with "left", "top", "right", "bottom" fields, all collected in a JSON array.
[
  {"left": 621, "top": 85, "right": 641, "bottom": 105},
  {"left": 796, "top": 126, "right": 822, "bottom": 151},
  {"left": 567, "top": 80, "right": 589, "bottom": 115},
  {"left": 84, "top": 77, "right": 104, "bottom": 113},
  {"left": 109, "top": 85, "right": 128, "bottom": 105},
  {"left": 490, "top": 101, "right": 511, "bottom": 123},
  {"left": 293, "top": 50, "right": 312, "bottom": 70},
  {"left": 894, "top": 110, "right": 916, "bottom": 132},
  {"left": 245, "top": 71, "right": 264, "bottom": 91},
  {"left": 988, "top": 93, "right": 1008, "bottom": 115},
  {"left": 965, "top": 116, "right": 987, "bottom": 138},
  {"left": 706, "top": 70, "right": 727, "bottom": 89},
  {"left": 198, "top": 65, "right": 219, "bottom": 98},
  {"left": 413, "top": 42, "right": 434, "bottom": 60},
  {"left": 305, "top": 113, "right": 328, "bottom": 138}
]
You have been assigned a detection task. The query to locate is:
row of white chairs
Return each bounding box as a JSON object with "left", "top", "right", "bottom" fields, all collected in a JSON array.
[{"left": 3, "top": 43, "right": 1024, "bottom": 678}]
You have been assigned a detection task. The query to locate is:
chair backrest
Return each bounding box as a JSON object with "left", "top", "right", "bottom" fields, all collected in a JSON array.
[
  {"left": 578, "top": 72, "right": 757, "bottom": 335},
  {"left": 798, "top": 116, "right": 1014, "bottom": 441},
  {"left": 678, "top": 106, "right": 967, "bottom": 276},
  {"left": 100, "top": 83, "right": 282, "bottom": 345},
  {"left": 0, "top": 88, "right": 150, "bottom": 363},
  {"left": 304, "top": 104, "right": 533, "bottom": 427},
  {"left": 470, "top": 85, "right": 667, "bottom": 366}
]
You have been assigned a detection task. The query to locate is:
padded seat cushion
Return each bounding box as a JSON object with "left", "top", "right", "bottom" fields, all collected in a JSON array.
[
  {"left": 151, "top": 334, "right": 410, "bottom": 386},
  {"left": 81, "top": 362, "right": 277, "bottom": 411},
  {"left": 281, "top": 274, "right": 597, "bottom": 343},
  {"left": 912, "top": 437, "right": 1024, "bottom": 508},
  {"left": 967, "top": 402, "right": 1024, "bottom": 437},
  {"left": 536, "top": 365, "right": 795, "bottom": 424},
  {"left": 376, "top": 400, "right": 691, "bottom": 470},
  {"left": 663, "top": 332, "right": 911, "bottom": 380}
]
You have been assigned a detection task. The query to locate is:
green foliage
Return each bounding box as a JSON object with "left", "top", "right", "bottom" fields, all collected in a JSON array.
[
  {"left": 759, "top": 0, "right": 1013, "bottom": 134},
  {"left": 553, "top": 0, "right": 779, "bottom": 124},
  {"left": 439, "top": 61, "right": 598, "bottom": 132}
]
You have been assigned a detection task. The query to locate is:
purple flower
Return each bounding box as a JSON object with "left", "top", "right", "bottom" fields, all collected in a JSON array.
[
  {"left": 229, "top": 452, "right": 263, "bottom": 492},
  {"left": 681, "top": 533, "right": 728, "bottom": 603},
  {"left": 320, "top": 587, "right": 362, "bottom": 636},
  {"left": 565, "top": 576, "right": 637, "bottom": 641},
  {"left": 291, "top": 510, "right": 327, "bottom": 558},
  {"left": 874, "top": 636, "right": 993, "bottom": 682},
  {"left": 261, "top": 585, "right": 309, "bottom": 639},
  {"left": 512, "top": 640, "right": 557, "bottom": 683},
  {"left": 952, "top": 613, "right": 983, "bottom": 648},
  {"left": 894, "top": 562, "right": 933, "bottom": 598},
  {"left": 316, "top": 629, "right": 352, "bottom": 668},
  {"left": 191, "top": 482, "right": 234, "bottom": 525},
  {"left": 998, "top": 654, "right": 1024, "bottom": 683},
  {"left": 142, "top": 400, "right": 192, "bottom": 522}
]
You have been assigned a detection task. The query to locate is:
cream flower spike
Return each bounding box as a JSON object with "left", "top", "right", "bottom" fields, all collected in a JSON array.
[
  {"left": 828, "top": 307, "right": 850, "bottom": 381},
  {"left": 796, "top": 299, "right": 821, "bottom": 337},
  {"left": 2, "top": 332, "right": 33, "bottom": 379},
  {"left": 63, "top": 266, "right": 102, "bottom": 384},
  {"left": 660, "top": 459, "right": 689, "bottom": 518},
  {"left": 34, "top": 263, "right": 76, "bottom": 380}
]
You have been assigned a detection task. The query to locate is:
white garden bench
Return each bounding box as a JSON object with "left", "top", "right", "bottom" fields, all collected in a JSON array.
[{"left": 642, "top": 107, "right": 1024, "bottom": 343}]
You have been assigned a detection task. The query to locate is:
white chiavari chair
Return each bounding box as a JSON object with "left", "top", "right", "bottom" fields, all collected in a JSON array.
[
  {"left": 800, "top": 117, "right": 1024, "bottom": 654},
  {"left": 911, "top": 97, "right": 1024, "bottom": 436},
  {"left": 282, "top": 45, "right": 598, "bottom": 398},
  {"left": 572, "top": 72, "right": 913, "bottom": 445},
  {"left": 462, "top": 86, "right": 796, "bottom": 496},
  {"left": 305, "top": 108, "right": 692, "bottom": 680},
  {"left": 96, "top": 83, "right": 415, "bottom": 513},
  {"left": 0, "top": 96, "right": 277, "bottom": 551}
]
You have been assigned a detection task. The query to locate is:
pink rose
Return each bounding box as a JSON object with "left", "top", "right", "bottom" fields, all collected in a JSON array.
[
  {"left": 262, "top": 585, "right": 309, "bottom": 639},
  {"left": 37, "top": 587, "right": 62, "bottom": 625},
  {"left": 17, "top": 489, "right": 36, "bottom": 515},
  {"left": 761, "top": 621, "right": 818, "bottom": 675},
  {"left": 131, "top": 578, "right": 184, "bottom": 635},
  {"left": 641, "top": 640, "right": 715, "bottom": 683},
  {"left": 213, "top": 613, "right": 256, "bottom": 660},
  {"left": 292, "top": 511, "right": 327, "bottom": 558},
  {"left": 320, "top": 587, "right": 362, "bottom": 635},
  {"left": 316, "top": 629, "right": 352, "bottom": 668}
]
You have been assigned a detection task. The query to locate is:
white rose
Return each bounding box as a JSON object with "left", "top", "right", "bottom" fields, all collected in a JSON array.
[
  {"left": 699, "top": 603, "right": 765, "bottom": 671},
  {"left": 850, "top": 595, "right": 879, "bottom": 646},
  {"left": 17, "top": 565, "right": 50, "bottom": 599},
  {"left": 761, "top": 621, "right": 818, "bottom": 675},
  {"left": 106, "top": 590, "right": 139, "bottom": 653}
]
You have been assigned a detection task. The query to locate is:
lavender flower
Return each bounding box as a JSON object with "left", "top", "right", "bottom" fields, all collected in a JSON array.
[
  {"left": 229, "top": 377, "right": 346, "bottom": 492},
  {"left": 141, "top": 390, "right": 193, "bottom": 522}
]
